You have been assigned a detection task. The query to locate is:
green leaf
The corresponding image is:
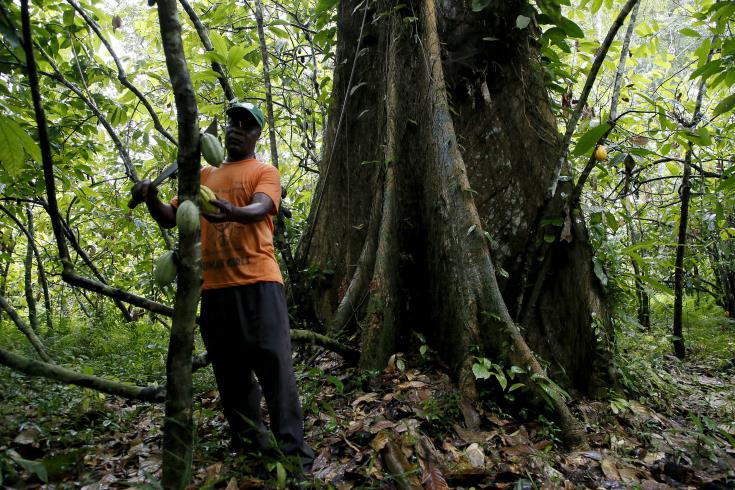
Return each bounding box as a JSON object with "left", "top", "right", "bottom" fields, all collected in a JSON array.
[
  {"left": 516, "top": 15, "right": 531, "bottom": 29},
  {"left": 537, "top": 0, "right": 561, "bottom": 23},
  {"left": 327, "top": 375, "right": 344, "bottom": 393},
  {"left": 226, "top": 45, "right": 254, "bottom": 71},
  {"left": 639, "top": 275, "right": 673, "bottom": 295},
  {"left": 472, "top": 0, "right": 490, "bottom": 11},
  {"left": 713, "top": 92, "right": 735, "bottom": 116},
  {"left": 508, "top": 383, "right": 525, "bottom": 392},
  {"left": 275, "top": 462, "right": 287, "bottom": 489},
  {"left": 572, "top": 123, "right": 610, "bottom": 157},
  {"left": 270, "top": 26, "right": 289, "bottom": 39},
  {"left": 593, "top": 258, "right": 607, "bottom": 287},
  {"left": 493, "top": 372, "right": 508, "bottom": 390},
  {"left": 0, "top": 116, "right": 41, "bottom": 177},
  {"left": 62, "top": 8, "right": 75, "bottom": 27},
  {"left": 472, "top": 362, "right": 491, "bottom": 380},
  {"left": 559, "top": 17, "right": 584, "bottom": 38},
  {"left": 209, "top": 32, "right": 229, "bottom": 57},
  {"left": 315, "top": 0, "right": 339, "bottom": 13},
  {"left": 605, "top": 212, "right": 619, "bottom": 232},
  {"left": 8, "top": 454, "right": 48, "bottom": 483},
  {"left": 679, "top": 28, "right": 700, "bottom": 38},
  {"left": 698, "top": 127, "right": 712, "bottom": 146}
]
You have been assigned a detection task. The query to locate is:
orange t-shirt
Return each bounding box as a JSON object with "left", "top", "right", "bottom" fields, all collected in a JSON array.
[{"left": 174, "top": 158, "right": 283, "bottom": 290}]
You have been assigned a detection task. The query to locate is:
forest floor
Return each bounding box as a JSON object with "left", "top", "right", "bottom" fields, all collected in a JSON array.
[{"left": 1, "top": 314, "right": 734, "bottom": 489}]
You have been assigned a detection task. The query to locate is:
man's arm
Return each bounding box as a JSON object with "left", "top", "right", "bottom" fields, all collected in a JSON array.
[
  {"left": 131, "top": 180, "right": 177, "bottom": 228},
  {"left": 203, "top": 193, "right": 274, "bottom": 224}
]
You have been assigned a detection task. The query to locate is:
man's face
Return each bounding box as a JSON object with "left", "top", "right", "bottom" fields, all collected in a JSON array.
[{"left": 225, "top": 110, "right": 261, "bottom": 159}]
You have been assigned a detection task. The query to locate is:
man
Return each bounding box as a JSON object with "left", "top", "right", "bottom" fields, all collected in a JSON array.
[{"left": 131, "top": 101, "right": 314, "bottom": 471}]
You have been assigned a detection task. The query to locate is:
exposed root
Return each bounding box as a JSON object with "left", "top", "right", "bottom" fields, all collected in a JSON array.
[
  {"left": 327, "top": 174, "right": 383, "bottom": 334},
  {"left": 419, "top": 0, "right": 585, "bottom": 446},
  {"left": 359, "top": 23, "right": 401, "bottom": 369}
]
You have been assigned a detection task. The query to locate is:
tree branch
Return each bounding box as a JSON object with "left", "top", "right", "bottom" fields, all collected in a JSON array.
[
  {"left": 548, "top": 0, "right": 640, "bottom": 198},
  {"left": 65, "top": 0, "right": 178, "bottom": 148},
  {"left": 0, "top": 293, "right": 53, "bottom": 363},
  {"left": 0, "top": 347, "right": 164, "bottom": 402},
  {"left": 177, "top": 0, "right": 235, "bottom": 101}
]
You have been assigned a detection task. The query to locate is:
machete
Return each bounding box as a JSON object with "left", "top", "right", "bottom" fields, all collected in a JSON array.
[{"left": 127, "top": 119, "right": 219, "bottom": 209}]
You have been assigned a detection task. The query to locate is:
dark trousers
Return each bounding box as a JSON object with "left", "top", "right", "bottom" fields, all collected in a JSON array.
[{"left": 200, "top": 282, "right": 313, "bottom": 462}]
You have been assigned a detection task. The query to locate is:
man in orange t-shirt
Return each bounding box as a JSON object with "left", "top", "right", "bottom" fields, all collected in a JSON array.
[{"left": 131, "top": 101, "right": 313, "bottom": 472}]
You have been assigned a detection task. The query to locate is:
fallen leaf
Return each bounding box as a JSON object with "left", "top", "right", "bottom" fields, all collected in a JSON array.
[
  {"left": 618, "top": 467, "right": 641, "bottom": 482},
  {"left": 421, "top": 461, "right": 449, "bottom": 489},
  {"left": 369, "top": 420, "right": 396, "bottom": 433},
  {"left": 644, "top": 451, "right": 666, "bottom": 465},
  {"left": 351, "top": 392, "right": 379, "bottom": 407},
  {"left": 396, "top": 380, "right": 427, "bottom": 390},
  {"left": 600, "top": 458, "right": 620, "bottom": 480},
  {"left": 580, "top": 450, "right": 603, "bottom": 461},
  {"left": 465, "top": 443, "right": 485, "bottom": 468},
  {"left": 13, "top": 426, "right": 41, "bottom": 446},
  {"left": 370, "top": 432, "right": 389, "bottom": 452}
]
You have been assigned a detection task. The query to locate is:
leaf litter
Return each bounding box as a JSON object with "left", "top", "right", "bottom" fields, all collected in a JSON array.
[{"left": 1, "top": 352, "right": 734, "bottom": 488}]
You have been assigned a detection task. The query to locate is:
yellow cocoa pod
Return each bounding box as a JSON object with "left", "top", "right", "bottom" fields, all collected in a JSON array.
[
  {"left": 154, "top": 251, "right": 177, "bottom": 286},
  {"left": 594, "top": 145, "right": 608, "bottom": 161},
  {"left": 176, "top": 200, "right": 200, "bottom": 234},
  {"left": 200, "top": 133, "right": 224, "bottom": 167},
  {"left": 199, "top": 185, "right": 219, "bottom": 213}
]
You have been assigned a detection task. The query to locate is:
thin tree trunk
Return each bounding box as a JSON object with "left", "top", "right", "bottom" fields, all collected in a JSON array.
[
  {"left": 251, "top": 0, "right": 302, "bottom": 297},
  {"left": 547, "top": 0, "right": 639, "bottom": 198},
  {"left": 672, "top": 41, "right": 713, "bottom": 359},
  {"left": 253, "top": 0, "right": 279, "bottom": 170},
  {"left": 672, "top": 147, "right": 691, "bottom": 358},
  {"left": 0, "top": 293, "right": 52, "bottom": 363},
  {"left": 155, "top": 0, "right": 202, "bottom": 486},
  {"left": 609, "top": 1, "right": 639, "bottom": 121},
  {"left": 0, "top": 204, "right": 52, "bottom": 329},
  {"left": 0, "top": 260, "right": 10, "bottom": 322},
  {"left": 24, "top": 205, "right": 39, "bottom": 332}
]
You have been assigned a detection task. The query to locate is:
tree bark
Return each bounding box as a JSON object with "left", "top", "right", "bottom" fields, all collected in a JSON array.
[
  {"left": 672, "top": 41, "right": 713, "bottom": 359},
  {"left": 299, "top": 0, "right": 613, "bottom": 393},
  {"left": 297, "top": 0, "right": 598, "bottom": 444},
  {"left": 23, "top": 205, "right": 39, "bottom": 332},
  {"left": 0, "top": 293, "right": 52, "bottom": 363},
  {"left": 155, "top": 0, "right": 201, "bottom": 487},
  {"left": 0, "top": 204, "right": 52, "bottom": 329},
  {"left": 672, "top": 148, "right": 691, "bottom": 359},
  {"left": 0, "top": 347, "right": 163, "bottom": 402}
]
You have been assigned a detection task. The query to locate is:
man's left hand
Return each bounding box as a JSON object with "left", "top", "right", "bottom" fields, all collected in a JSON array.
[{"left": 202, "top": 199, "right": 236, "bottom": 223}]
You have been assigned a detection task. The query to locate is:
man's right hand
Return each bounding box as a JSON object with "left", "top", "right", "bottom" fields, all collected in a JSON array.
[
  {"left": 130, "top": 179, "right": 158, "bottom": 205},
  {"left": 129, "top": 179, "right": 176, "bottom": 228}
]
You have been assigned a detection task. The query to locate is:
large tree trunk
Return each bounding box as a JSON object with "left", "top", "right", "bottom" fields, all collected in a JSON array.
[{"left": 297, "top": 0, "right": 613, "bottom": 404}]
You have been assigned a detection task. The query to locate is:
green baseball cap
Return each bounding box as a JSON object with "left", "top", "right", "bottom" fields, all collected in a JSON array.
[{"left": 226, "top": 100, "right": 265, "bottom": 128}]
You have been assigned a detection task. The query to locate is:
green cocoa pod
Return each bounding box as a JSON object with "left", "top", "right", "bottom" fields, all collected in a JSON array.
[
  {"left": 176, "top": 200, "right": 200, "bottom": 235},
  {"left": 199, "top": 185, "right": 219, "bottom": 213},
  {"left": 154, "top": 251, "right": 177, "bottom": 286},
  {"left": 200, "top": 133, "right": 224, "bottom": 167}
]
